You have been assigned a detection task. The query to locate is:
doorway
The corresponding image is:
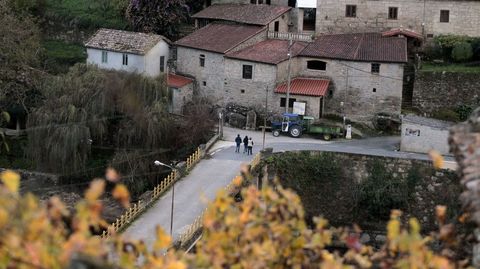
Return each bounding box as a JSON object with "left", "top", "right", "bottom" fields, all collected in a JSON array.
[{"left": 274, "top": 21, "right": 279, "bottom": 32}]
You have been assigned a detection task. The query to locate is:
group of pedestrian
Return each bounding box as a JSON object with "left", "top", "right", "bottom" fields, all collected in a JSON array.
[{"left": 235, "top": 134, "right": 254, "bottom": 155}]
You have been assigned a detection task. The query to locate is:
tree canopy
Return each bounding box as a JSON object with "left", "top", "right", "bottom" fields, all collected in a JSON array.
[{"left": 0, "top": 169, "right": 467, "bottom": 269}]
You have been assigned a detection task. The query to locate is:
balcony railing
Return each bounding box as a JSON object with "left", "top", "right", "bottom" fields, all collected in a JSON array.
[{"left": 267, "top": 31, "right": 314, "bottom": 42}]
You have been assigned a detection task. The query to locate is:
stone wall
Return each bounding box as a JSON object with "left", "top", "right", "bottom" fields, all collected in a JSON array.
[
  {"left": 176, "top": 47, "right": 226, "bottom": 103},
  {"left": 296, "top": 57, "right": 404, "bottom": 122},
  {"left": 170, "top": 83, "right": 194, "bottom": 115},
  {"left": 315, "top": 0, "right": 480, "bottom": 37},
  {"left": 412, "top": 71, "right": 480, "bottom": 114},
  {"left": 259, "top": 150, "right": 460, "bottom": 232}
]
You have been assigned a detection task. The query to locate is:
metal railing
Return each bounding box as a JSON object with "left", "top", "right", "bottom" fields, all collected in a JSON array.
[
  {"left": 101, "top": 148, "right": 202, "bottom": 238},
  {"left": 267, "top": 31, "right": 314, "bottom": 42}
]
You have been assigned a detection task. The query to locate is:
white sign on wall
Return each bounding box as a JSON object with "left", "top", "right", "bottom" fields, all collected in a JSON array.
[
  {"left": 297, "top": 0, "right": 317, "bottom": 8},
  {"left": 293, "top": 101, "right": 306, "bottom": 115}
]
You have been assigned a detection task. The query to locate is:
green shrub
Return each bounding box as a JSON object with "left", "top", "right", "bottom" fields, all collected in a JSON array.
[
  {"left": 451, "top": 42, "right": 473, "bottom": 62},
  {"left": 431, "top": 109, "right": 460, "bottom": 122},
  {"left": 358, "top": 161, "right": 409, "bottom": 220},
  {"left": 423, "top": 43, "right": 443, "bottom": 60},
  {"left": 455, "top": 105, "right": 475, "bottom": 121}
]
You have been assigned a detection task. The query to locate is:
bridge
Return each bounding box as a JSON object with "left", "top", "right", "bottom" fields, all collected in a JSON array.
[{"left": 114, "top": 127, "right": 454, "bottom": 248}]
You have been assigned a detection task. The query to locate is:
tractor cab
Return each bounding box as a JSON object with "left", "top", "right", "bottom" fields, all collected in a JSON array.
[{"left": 271, "top": 113, "right": 305, "bottom": 138}]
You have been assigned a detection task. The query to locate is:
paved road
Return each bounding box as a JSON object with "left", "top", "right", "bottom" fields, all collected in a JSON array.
[
  {"left": 123, "top": 141, "right": 259, "bottom": 247},
  {"left": 124, "top": 127, "right": 454, "bottom": 247}
]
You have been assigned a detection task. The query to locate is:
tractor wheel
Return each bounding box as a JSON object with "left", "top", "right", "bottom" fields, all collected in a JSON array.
[
  {"left": 323, "top": 134, "right": 331, "bottom": 141},
  {"left": 289, "top": 126, "right": 302, "bottom": 138},
  {"left": 272, "top": 129, "right": 281, "bottom": 137}
]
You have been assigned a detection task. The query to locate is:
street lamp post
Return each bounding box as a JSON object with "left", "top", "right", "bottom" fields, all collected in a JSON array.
[{"left": 154, "top": 160, "right": 176, "bottom": 237}]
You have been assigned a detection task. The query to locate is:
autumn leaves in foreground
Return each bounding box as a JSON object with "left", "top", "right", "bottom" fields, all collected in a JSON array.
[{"left": 0, "top": 169, "right": 467, "bottom": 268}]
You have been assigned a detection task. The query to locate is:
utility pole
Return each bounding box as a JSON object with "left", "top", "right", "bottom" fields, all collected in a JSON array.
[
  {"left": 263, "top": 86, "right": 268, "bottom": 150},
  {"left": 344, "top": 67, "right": 349, "bottom": 127},
  {"left": 285, "top": 36, "right": 293, "bottom": 113}
]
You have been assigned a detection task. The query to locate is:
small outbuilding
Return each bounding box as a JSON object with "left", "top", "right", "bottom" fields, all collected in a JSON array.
[
  {"left": 85, "top": 28, "right": 170, "bottom": 77},
  {"left": 168, "top": 73, "right": 194, "bottom": 115},
  {"left": 400, "top": 115, "right": 453, "bottom": 155}
]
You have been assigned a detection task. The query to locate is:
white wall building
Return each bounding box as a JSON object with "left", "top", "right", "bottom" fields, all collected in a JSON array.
[
  {"left": 85, "top": 28, "right": 170, "bottom": 77},
  {"left": 400, "top": 115, "right": 453, "bottom": 155}
]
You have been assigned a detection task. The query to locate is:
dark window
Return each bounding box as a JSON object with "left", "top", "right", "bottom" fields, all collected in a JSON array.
[
  {"left": 426, "top": 33, "right": 434, "bottom": 38},
  {"left": 288, "top": 0, "right": 296, "bottom": 8},
  {"left": 280, "top": 98, "right": 296, "bottom": 108},
  {"left": 371, "top": 63, "right": 380, "bottom": 73},
  {"left": 251, "top": 0, "right": 255, "bottom": 3},
  {"left": 440, "top": 10, "right": 449, "bottom": 23},
  {"left": 346, "top": 5, "right": 356, "bottom": 17},
  {"left": 274, "top": 21, "right": 279, "bottom": 32},
  {"left": 258, "top": 0, "right": 263, "bottom": 4},
  {"left": 202, "top": 81, "right": 206, "bottom": 86},
  {"left": 303, "top": 8, "right": 316, "bottom": 31},
  {"left": 388, "top": 7, "right": 398, "bottom": 20},
  {"left": 122, "top": 54, "right": 128, "bottom": 65},
  {"left": 307, "top": 60, "right": 327, "bottom": 70},
  {"left": 160, "top": 56, "right": 165, "bottom": 72},
  {"left": 242, "top": 65, "right": 253, "bottom": 79},
  {"left": 372, "top": 88, "right": 377, "bottom": 93},
  {"left": 266, "top": 0, "right": 271, "bottom": 4},
  {"left": 199, "top": 54, "right": 205, "bottom": 67},
  {"left": 241, "top": 89, "right": 245, "bottom": 93},
  {"left": 328, "top": 90, "right": 333, "bottom": 97}
]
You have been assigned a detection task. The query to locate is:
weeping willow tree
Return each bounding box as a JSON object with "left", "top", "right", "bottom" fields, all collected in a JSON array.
[{"left": 27, "top": 64, "right": 169, "bottom": 174}]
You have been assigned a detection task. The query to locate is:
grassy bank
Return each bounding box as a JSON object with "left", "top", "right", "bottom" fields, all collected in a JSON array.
[{"left": 420, "top": 63, "right": 480, "bottom": 73}]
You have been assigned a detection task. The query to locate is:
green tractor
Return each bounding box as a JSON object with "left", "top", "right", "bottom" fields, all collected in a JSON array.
[{"left": 271, "top": 113, "right": 344, "bottom": 140}]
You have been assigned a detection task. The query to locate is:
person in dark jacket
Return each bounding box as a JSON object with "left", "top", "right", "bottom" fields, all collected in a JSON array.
[
  {"left": 235, "top": 134, "right": 242, "bottom": 153},
  {"left": 243, "top": 135, "right": 249, "bottom": 154}
]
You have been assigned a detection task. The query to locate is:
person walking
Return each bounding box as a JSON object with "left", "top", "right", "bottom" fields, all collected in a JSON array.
[
  {"left": 247, "top": 137, "right": 254, "bottom": 155},
  {"left": 235, "top": 134, "right": 242, "bottom": 153},
  {"left": 243, "top": 135, "right": 249, "bottom": 154}
]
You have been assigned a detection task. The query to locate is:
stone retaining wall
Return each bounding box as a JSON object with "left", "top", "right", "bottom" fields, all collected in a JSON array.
[{"left": 413, "top": 71, "right": 480, "bottom": 114}]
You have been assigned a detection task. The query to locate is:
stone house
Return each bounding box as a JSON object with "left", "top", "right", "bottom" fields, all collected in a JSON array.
[
  {"left": 177, "top": 24, "right": 407, "bottom": 121},
  {"left": 167, "top": 73, "right": 195, "bottom": 115},
  {"left": 175, "top": 22, "right": 267, "bottom": 103},
  {"left": 400, "top": 115, "right": 453, "bottom": 155},
  {"left": 315, "top": 0, "right": 480, "bottom": 37},
  {"left": 192, "top": 3, "right": 292, "bottom": 32},
  {"left": 85, "top": 29, "right": 170, "bottom": 77},
  {"left": 296, "top": 33, "right": 407, "bottom": 122},
  {"left": 206, "top": 0, "right": 480, "bottom": 37}
]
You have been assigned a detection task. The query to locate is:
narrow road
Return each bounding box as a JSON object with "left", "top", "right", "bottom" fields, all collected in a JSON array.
[
  {"left": 123, "top": 142, "right": 258, "bottom": 247},
  {"left": 124, "top": 127, "right": 454, "bottom": 247}
]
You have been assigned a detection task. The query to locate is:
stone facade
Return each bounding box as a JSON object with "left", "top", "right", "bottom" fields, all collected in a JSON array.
[
  {"left": 176, "top": 47, "right": 226, "bottom": 102},
  {"left": 400, "top": 115, "right": 453, "bottom": 155},
  {"left": 315, "top": 0, "right": 480, "bottom": 37},
  {"left": 170, "top": 83, "right": 194, "bottom": 115},
  {"left": 222, "top": 54, "right": 403, "bottom": 121},
  {"left": 296, "top": 57, "right": 404, "bottom": 122},
  {"left": 413, "top": 71, "right": 480, "bottom": 114}
]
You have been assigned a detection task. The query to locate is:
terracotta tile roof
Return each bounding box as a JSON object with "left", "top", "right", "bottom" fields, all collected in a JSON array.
[
  {"left": 275, "top": 78, "right": 330, "bottom": 97},
  {"left": 85, "top": 28, "right": 169, "bottom": 55},
  {"left": 299, "top": 33, "right": 407, "bottom": 63},
  {"left": 382, "top": 28, "right": 424, "bottom": 40},
  {"left": 175, "top": 23, "right": 264, "bottom": 53},
  {"left": 225, "top": 39, "right": 308, "bottom": 64},
  {"left": 192, "top": 4, "right": 291, "bottom": 26},
  {"left": 168, "top": 73, "right": 194, "bottom": 88}
]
